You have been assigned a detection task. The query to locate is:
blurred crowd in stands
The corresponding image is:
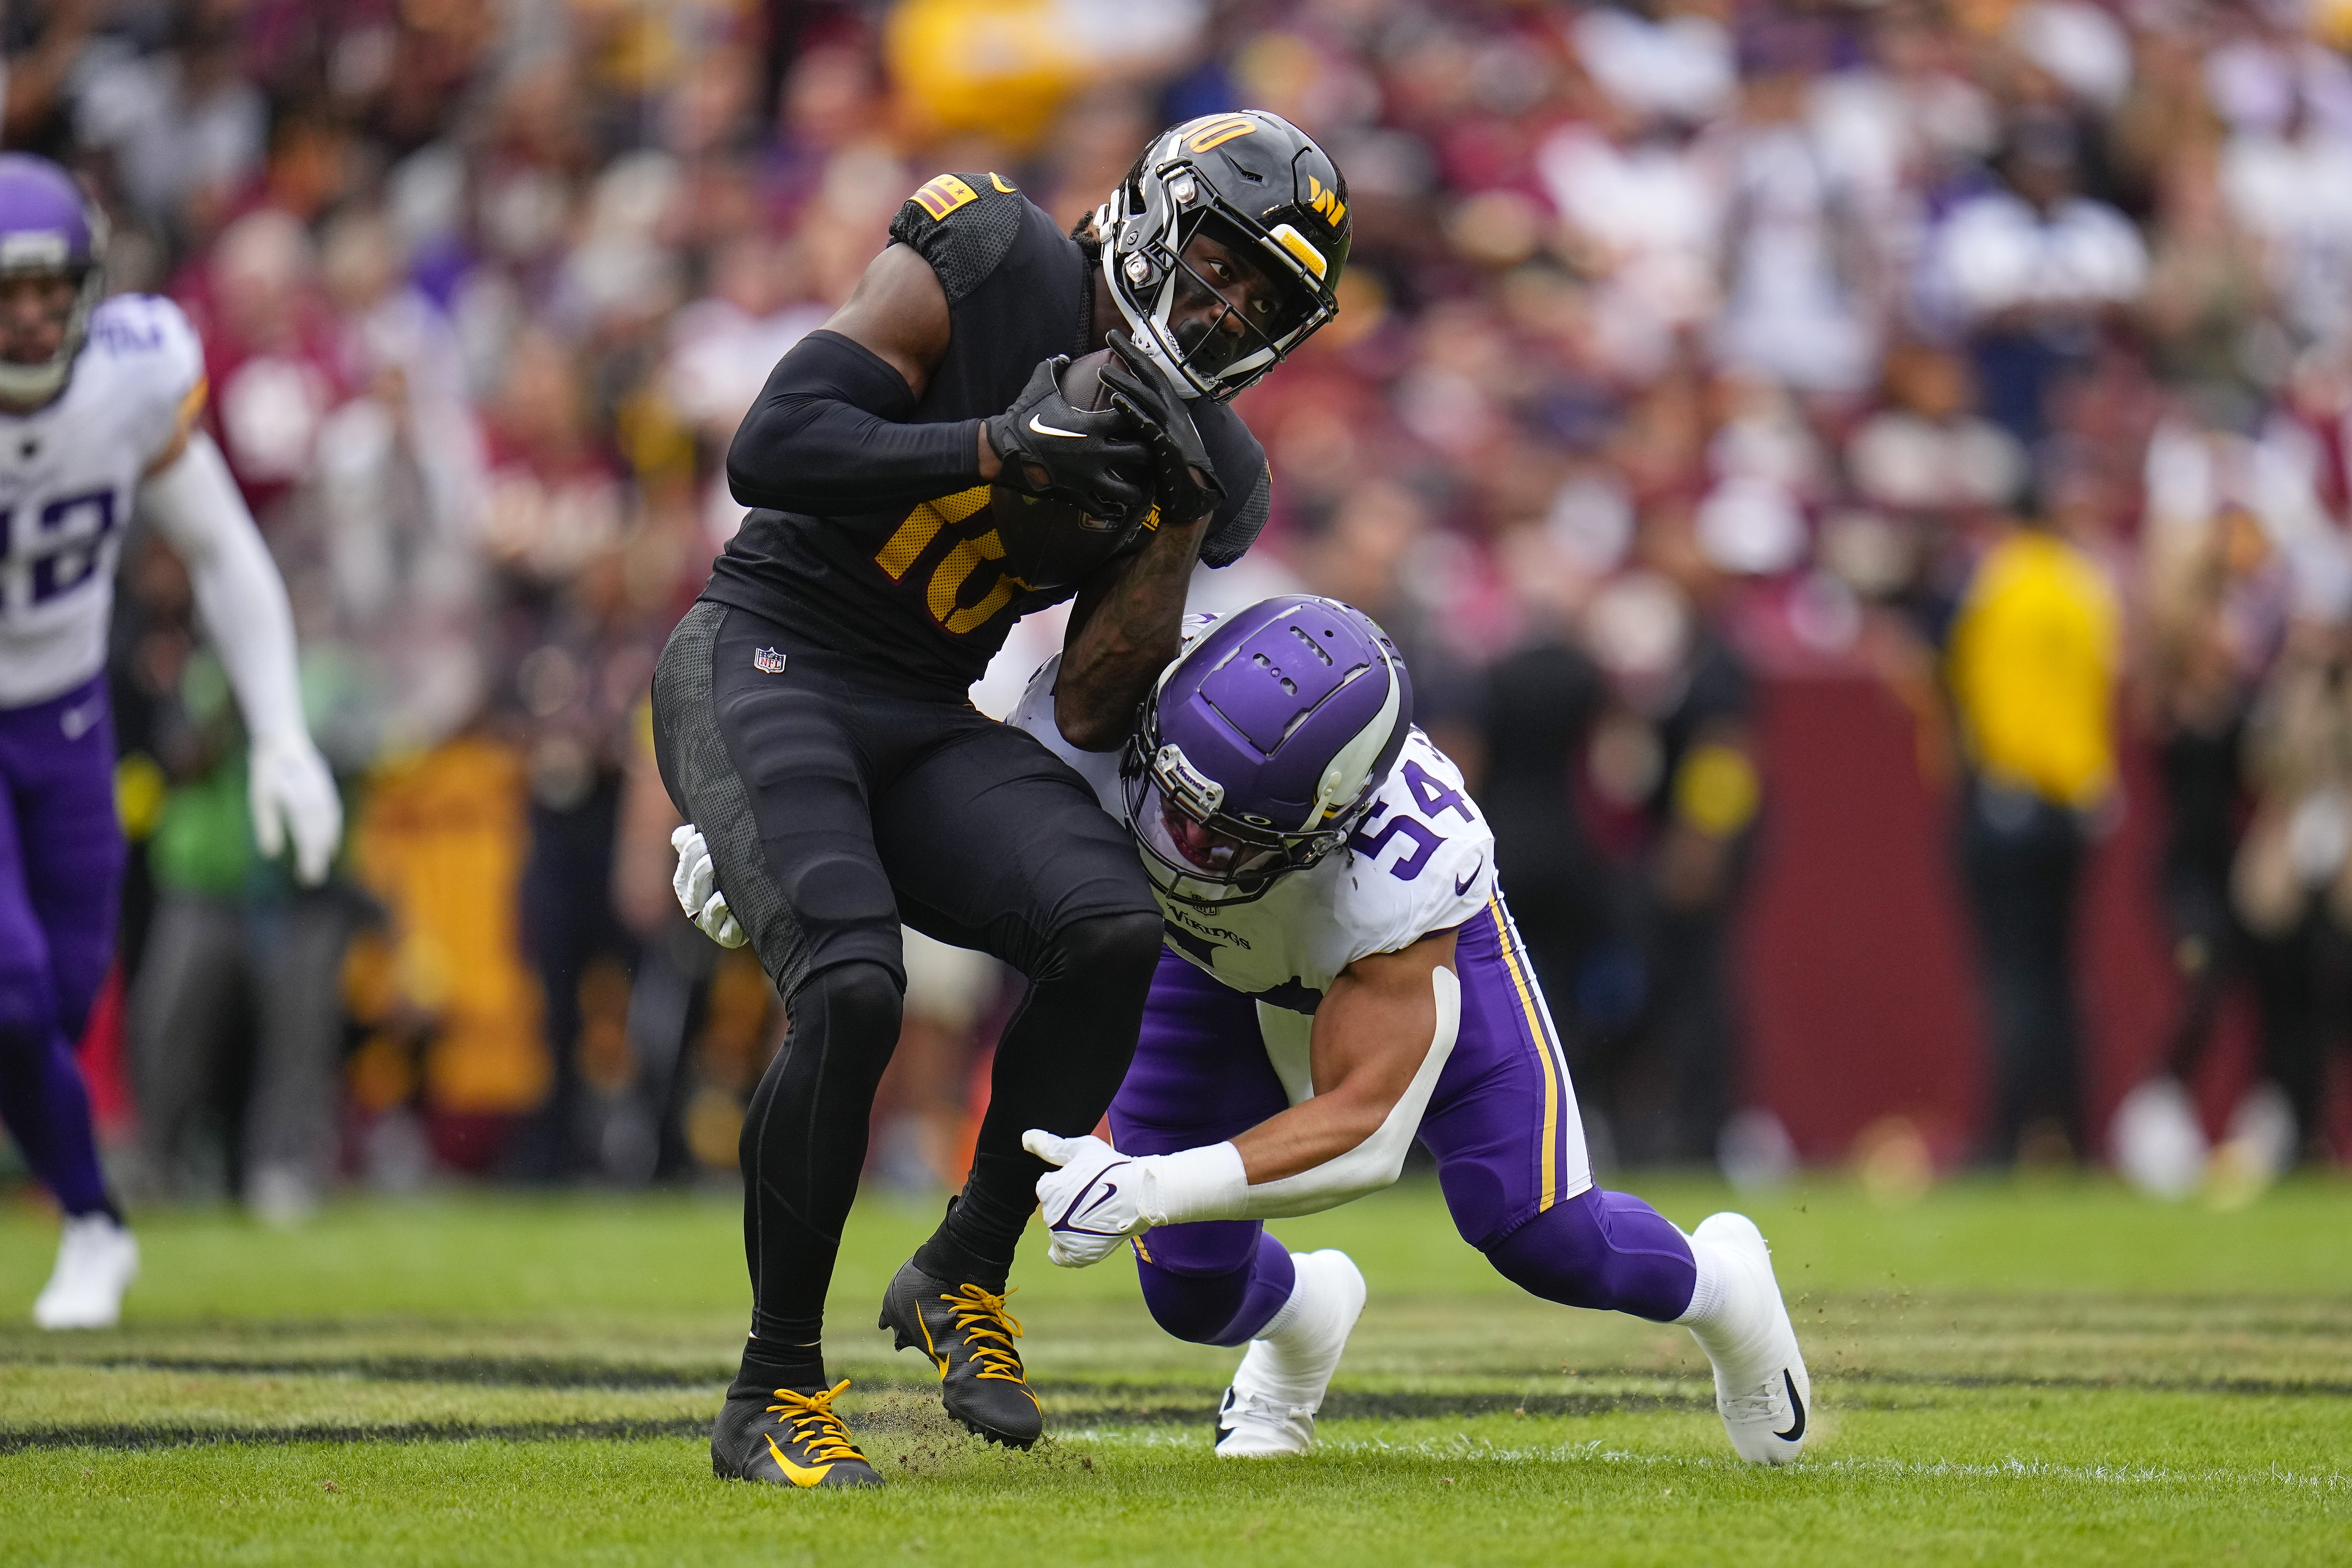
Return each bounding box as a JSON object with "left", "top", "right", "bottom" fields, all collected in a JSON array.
[{"left": 7, "top": 0, "right": 2352, "bottom": 1218}]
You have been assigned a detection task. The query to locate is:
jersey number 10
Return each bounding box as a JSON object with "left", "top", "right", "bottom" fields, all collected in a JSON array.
[{"left": 872, "top": 485, "right": 1030, "bottom": 637}]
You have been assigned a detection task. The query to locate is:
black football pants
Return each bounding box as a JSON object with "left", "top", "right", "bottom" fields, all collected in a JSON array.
[
  {"left": 650, "top": 602, "right": 1161, "bottom": 1358},
  {"left": 1960, "top": 779, "right": 2087, "bottom": 1164}
]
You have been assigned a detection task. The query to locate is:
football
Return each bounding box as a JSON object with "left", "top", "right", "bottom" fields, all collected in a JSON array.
[{"left": 989, "top": 348, "right": 1151, "bottom": 594}]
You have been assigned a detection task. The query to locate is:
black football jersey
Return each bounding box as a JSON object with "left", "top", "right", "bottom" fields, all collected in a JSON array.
[{"left": 702, "top": 172, "right": 1272, "bottom": 694}]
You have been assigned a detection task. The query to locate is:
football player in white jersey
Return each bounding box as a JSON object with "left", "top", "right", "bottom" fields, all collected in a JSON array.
[
  {"left": 0, "top": 155, "right": 340, "bottom": 1328},
  {"left": 997, "top": 596, "right": 1812, "bottom": 1462},
  {"left": 1010, "top": 596, "right": 1812, "bottom": 1462},
  {"left": 675, "top": 594, "right": 1812, "bottom": 1464}
]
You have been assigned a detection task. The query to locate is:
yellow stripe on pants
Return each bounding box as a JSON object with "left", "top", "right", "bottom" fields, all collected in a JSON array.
[{"left": 1489, "top": 899, "right": 1564, "bottom": 1212}]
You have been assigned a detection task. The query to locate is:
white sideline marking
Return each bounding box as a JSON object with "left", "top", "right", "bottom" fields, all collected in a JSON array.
[{"left": 1056, "top": 1428, "right": 2350, "bottom": 1494}]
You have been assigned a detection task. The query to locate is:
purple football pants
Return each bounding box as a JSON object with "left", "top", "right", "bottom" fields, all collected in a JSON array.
[
  {"left": 0, "top": 674, "right": 125, "bottom": 1218},
  {"left": 1111, "top": 903, "right": 1696, "bottom": 1346}
]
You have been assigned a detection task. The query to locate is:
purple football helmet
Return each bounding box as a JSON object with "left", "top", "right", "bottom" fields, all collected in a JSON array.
[
  {"left": 1124, "top": 596, "right": 1412, "bottom": 906},
  {"left": 0, "top": 154, "right": 107, "bottom": 407}
]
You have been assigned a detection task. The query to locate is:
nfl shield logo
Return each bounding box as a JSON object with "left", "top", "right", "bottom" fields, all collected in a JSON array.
[{"left": 752, "top": 647, "right": 787, "bottom": 675}]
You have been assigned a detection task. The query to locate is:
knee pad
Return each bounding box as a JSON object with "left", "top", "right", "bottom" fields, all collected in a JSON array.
[
  {"left": 1482, "top": 1188, "right": 1695, "bottom": 1323},
  {"left": 1134, "top": 1223, "right": 1289, "bottom": 1346},
  {"left": 792, "top": 960, "right": 905, "bottom": 1050},
  {"left": 1043, "top": 909, "right": 1164, "bottom": 989},
  {"left": 758, "top": 960, "right": 904, "bottom": 1110},
  {"left": 1137, "top": 1253, "right": 1259, "bottom": 1345},
  {"left": 1483, "top": 1190, "right": 1612, "bottom": 1310},
  {"left": 742, "top": 960, "right": 905, "bottom": 1171}
]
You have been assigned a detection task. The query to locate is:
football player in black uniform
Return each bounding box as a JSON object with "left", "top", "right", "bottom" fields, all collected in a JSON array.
[{"left": 651, "top": 110, "right": 1352, "bottom": 1487}]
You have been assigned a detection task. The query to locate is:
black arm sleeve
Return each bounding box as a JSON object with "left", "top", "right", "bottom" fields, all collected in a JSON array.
[
  {"left": 724, "top": 329, "right": 982, "bottom": 514},
  {"left": 1202, "top": 461, "right": 1271, "bottom": 568},
  {"left": 1191, "top": 401, "right": 1272, "bottom": 568}
]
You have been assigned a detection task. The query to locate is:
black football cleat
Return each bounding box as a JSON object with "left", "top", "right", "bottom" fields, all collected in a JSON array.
[
  {"left": 711, "top": 1378, "right": 886, "bottom": 1489},
  {"left": 878, "top": 1260, "right": 1043, "bottom": 1448}
]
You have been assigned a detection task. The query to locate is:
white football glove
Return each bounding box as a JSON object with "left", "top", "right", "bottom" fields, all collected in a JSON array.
[
  {"left": 671, "top": 824, "right": 747, "bottom": 948},
  {"left": 249, "top": 733, "right": 342, "bottom": 886},
  {"left": 1024, "top": 1130, "right": 1145, "bottom": 1268}
]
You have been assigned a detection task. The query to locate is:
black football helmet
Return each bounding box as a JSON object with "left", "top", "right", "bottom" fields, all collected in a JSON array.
[{"left": 1096, "top": 110, "right": 1350, "bottom": 402}]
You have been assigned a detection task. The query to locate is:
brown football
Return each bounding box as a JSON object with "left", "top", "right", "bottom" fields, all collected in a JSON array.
[{"left": 989, "top": 348, "right": 1149, "bottom": 594}]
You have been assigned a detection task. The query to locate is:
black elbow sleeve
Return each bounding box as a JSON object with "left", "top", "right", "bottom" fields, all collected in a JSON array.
[{"left": 725, "top": 329, "right": 982, "bottom": 513}]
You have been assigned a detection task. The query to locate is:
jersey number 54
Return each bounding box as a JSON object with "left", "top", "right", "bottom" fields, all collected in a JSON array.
[{"left": 1348, "top": 760, "right": 1476, "bottom": 882}]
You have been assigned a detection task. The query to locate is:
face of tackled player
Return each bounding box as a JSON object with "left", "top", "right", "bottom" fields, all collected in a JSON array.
[
  {"left": 0, "top": 274, "right": 80, "bottom": 367},
  {"left": 1143, "top": 781, "right": 1288, "bottom": 881},
  {"left": 1127, "top": 759, "right": 1324, "bottom": 907}
]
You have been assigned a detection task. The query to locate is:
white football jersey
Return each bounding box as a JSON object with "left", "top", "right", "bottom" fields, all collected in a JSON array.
[
  {"left": 0, "top": 294, "right": 205, "bottom": 708},
  {"left": 1012, "top": 650, "right": 1498, "bottom": 1102}
]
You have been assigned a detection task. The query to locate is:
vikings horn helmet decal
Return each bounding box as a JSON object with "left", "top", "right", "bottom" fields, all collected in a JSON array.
[
  {"left": 1123, "top": 597, "right": 1412, "bottom": 907},
  {"left": 0, "top": 155, "right": 108, "bottom": 407},
  {"left": 1094, "top": 111, "right": 1350, "bottom": 402}
]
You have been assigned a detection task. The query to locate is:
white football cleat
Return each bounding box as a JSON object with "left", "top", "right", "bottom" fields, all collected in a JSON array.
[
  {"left": 33, "top": 1213, "right": 139, "bottom": 1330},
  {"left": 1214, "top": 1376, "right": 1316, "bottom": 1456},
  {"left": 2224, "top": 1079, "right": 2298, "bottom": 1181},
  {"left": 1689, "top": 1212, "right": 1810, "bottom": 1465},
  {"left": 1214, "top": 1248, "right": 1366, "bottom": 1457},
  {"left": 2110, "top": 1076, "right": 2208, "bottom": 1199}
]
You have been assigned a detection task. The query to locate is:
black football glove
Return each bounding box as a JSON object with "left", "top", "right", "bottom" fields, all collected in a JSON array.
[
  {"left": 983, "top": 355, "right": 1152, "bottom": 523},
  {"left": 1100, "top": 331, "right": 1225, "bottom": 527}
]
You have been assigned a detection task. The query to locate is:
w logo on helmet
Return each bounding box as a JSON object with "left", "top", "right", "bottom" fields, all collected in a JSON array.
[{"left": 1308, "top": 175, "right": 1347, "bottom": 228}]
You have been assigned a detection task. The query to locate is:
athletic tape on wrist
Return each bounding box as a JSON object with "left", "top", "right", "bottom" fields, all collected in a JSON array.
[{"left": 1139, "top": 1141, "right": 1248, "bottom": 1226}]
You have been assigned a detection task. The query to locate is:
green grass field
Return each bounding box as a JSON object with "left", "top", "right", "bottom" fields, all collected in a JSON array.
[{"left": 3, "top": 1175, "right": 2347, "bottom": 1566}]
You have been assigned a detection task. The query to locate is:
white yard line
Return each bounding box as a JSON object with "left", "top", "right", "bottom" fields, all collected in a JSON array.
[{"left": 1056, "top": 1426, "right": 2351, "bottom": 1493}]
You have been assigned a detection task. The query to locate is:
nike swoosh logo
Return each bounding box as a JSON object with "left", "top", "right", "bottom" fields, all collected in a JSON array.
[
  {"left": 1029, "top": 415, "right": 1087, "bottom": 439},
  {"left": 1774, "top": 1370, "right": 1806, "bottom": 1442},
  {"left": 914, "top": 1314, "right": 950, "bottom": 1378},
  {"left": 59, "top": 701, "right": 101, "bottom": 741},
  {"left": 763, "top": 1432, "right": 833, "bottom": 1487},
  {"left": 1055, "top": 1163, "right": 1133, "bottom": 1231},
  {"left": 1454, "top": 858, "right": 1484, "bottom": 896}
]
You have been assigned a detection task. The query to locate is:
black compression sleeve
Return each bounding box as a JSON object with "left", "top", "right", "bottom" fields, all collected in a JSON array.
[{"left": 725, "top": 329, "right": 982, "bottom": 513}]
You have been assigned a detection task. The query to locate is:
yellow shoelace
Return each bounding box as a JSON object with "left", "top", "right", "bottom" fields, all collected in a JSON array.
[
  {"left": 766, "top": 1379, "right": 867, "bottom": 1464},
  {"left": 941, "top": 1284, "right": 1027, "bottom": 1383}
]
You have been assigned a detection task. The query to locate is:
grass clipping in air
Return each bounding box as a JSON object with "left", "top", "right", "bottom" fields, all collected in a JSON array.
[{"left": 1, "top": 1177, "right": 2348, "bottom": 1566}]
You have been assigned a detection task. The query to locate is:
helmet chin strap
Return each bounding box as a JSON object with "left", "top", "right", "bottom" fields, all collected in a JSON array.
[{"left": 0, "top": 355, "right": 72, "bottom": 405}]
